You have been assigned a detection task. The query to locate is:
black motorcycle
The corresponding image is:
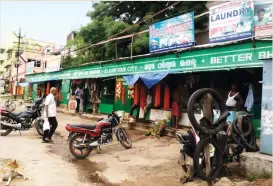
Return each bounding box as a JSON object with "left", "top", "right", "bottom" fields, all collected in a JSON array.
[{"left": 0, "top": 98, "right": 44, "bottom": 136}]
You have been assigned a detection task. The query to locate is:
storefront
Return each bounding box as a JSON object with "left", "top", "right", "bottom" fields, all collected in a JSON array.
[
  {"left": 26, "top": 40, "right": 272, "bottom": 129},
  {"left": 66, "top": 78, "right": 116, "bottom": 114},
  {"left": 123, "top": 68, "right": 263, "bottom": 132}
]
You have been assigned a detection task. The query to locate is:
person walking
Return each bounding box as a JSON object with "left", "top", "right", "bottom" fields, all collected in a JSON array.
[
  {"left": 75, "top": 86, "right": 81, "bottom": 113},
  {"left": 43, "top": 87, "right": 58, "bottom": 143},
  {"left": 79, "top": 88, "right": 84, "bottom": 114}
]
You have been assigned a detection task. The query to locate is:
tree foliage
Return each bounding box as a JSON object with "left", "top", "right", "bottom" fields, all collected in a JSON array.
[{"left": 63, "top": 1, "right": 208, "bottom": 69}]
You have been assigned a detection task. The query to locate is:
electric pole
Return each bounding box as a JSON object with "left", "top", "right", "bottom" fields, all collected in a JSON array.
[{"left": 14, "top": 28, "right": 25, "bottom": 100}]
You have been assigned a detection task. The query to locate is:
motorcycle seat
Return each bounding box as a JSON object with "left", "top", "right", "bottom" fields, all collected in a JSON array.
[
  {"left": 9, "top": 111, "right": 23, "bottom": 117},
  {"left": 70, "top": 124, "right": 97, "bottom": 130}
]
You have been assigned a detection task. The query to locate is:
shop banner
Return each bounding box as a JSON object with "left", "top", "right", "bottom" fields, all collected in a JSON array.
[
  {"left": 26, "top": 42, "right": 272, "bottom": 83},
  {"left": 26, "top": 61, "right": 34, "bottom": 74},
  {"left": 149, "top": 12, "right": 195, "bottom": 53},
  {"left": 254, "top": 1, "right": 273, "bottom": 37},
  {"left": 45, "top": 59, "right": 61, "bottom": 73},
  {"left": 209, "top": 1, "right": 254, "bottom": 43}
]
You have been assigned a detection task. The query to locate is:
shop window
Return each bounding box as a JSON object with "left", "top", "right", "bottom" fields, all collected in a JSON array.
[{"left": 34, "top": 61, "right": 41, "bottom": 67}]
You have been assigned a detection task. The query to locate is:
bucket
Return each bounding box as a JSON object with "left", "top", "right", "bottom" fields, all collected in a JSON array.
[{"left": 117, "top": 111, "right": 125, "bottom": 121}]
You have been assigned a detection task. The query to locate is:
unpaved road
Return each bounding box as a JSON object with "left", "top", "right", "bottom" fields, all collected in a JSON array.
[{"left": 0, "top": 113, "right": 184, "bottom": 186}]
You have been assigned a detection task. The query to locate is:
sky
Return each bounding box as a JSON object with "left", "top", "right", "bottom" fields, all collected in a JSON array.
[{"left": 0, "top": 1, "right": 93, "bottom": 48}]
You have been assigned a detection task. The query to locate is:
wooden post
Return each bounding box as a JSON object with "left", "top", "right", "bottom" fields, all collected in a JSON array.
[
  {"left": 203, "top": 93, "right": 213, "bottom": 177},
  {"left": 130, "top": 34, "right": 134, "bottom": 59},
  {"left": 101, "top": 44, "right": 103, "bottom": 61},
  {"left": 115, "top": 41, "right": 118, "bottom": 59}
]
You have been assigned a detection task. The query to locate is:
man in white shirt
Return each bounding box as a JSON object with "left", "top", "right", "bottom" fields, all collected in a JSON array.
[
  {"left": 143, "top": 90, "right": 153, "bottom": 118},
  {"left": 43, "top": 87, "right": 58, "bottom": 143}
]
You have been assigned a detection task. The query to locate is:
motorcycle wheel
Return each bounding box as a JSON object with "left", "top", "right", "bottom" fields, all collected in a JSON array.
[
  {"left": 0, "top": 117, "right": 12, "bottom": 136},
  {"left": 193, "top": 138, "right": 223, "bottom": 181},
  {"left": 119, "top": 128, "right": 132, "bottom": 149},
  {"left": 0, "top": 127, "right": 12, "bottom": 136},
  {"left": 69, "top": 134, "right": 92, "bottom": 159},
  {"left": 35, "top": 119, "right": 44, "bottom": 136}
]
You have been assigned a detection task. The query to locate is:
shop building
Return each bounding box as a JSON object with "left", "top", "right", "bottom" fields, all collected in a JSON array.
[{"left": 25, "top": 40, "right": 272, "bottom": 137}]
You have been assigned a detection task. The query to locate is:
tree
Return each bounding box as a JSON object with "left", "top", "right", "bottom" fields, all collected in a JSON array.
[
  {"left": 63, "top": 1, "right": 208, "bottom": 68},
  {"left": 87, "top": 1, "right": 208, "bottom": 30}
]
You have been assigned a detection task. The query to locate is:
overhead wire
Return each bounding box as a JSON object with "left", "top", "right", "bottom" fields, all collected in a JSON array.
[{"left": 46, "top": 1, "right": 182, "bottom": 63}]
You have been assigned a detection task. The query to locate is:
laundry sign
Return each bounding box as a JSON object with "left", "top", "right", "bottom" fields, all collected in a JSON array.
[{"left": 26, "top": 41, "right": 272, "bottom": 83}]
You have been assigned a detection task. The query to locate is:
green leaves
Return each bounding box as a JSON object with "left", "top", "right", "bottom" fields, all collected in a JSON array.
[{"left": 63, "top": 1, "right": 208, "bottom": 68}]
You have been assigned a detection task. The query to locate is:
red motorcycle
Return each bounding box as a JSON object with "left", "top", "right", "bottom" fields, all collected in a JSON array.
[{"left": 65, "top": 111, "right": 132, "bottom": 159}]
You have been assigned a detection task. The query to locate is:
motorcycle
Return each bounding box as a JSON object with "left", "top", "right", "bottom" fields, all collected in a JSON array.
[
  {"left": 0, "top": 98, "right": 44, "bottom": 136},
  {"left": 65, "top": 110, "right": 132, "bottom": 159}
]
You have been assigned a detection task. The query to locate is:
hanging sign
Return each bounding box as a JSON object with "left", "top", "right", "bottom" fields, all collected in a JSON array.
[
  {"left": 149, "top": 12, "right": 195, "bottom": 53},
  {"left": 209, "top": 1, "right": 254, "bottom": 43}
]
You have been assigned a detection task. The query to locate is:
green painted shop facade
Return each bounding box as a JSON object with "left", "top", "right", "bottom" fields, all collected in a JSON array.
[{"left": 25, "top": 40, "right": 272, "bottom": 126}]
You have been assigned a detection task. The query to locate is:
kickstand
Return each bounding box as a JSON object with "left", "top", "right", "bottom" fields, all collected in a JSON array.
[{"left": 19, "top": 130, "right": 22, "bottom": 135}]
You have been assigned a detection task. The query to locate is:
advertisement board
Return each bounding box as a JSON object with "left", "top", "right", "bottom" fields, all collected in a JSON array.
[
  {"left": 45, "top": 59, "right": 61, "bottom": 73},
  {"left": 209, "top": 1, "right": 254, "bottom": 43},
  {"left": 26, "top": 61, "right": 34, "bottom": 74},
  {"left": 44, "top": 55, "right": 61, "bottom": 73},
  {"left": 254, "top": 1, "right": 273, "bottom": 37},
  {"left": 149, "top": 12, "right": 195, "bottom": 53}
]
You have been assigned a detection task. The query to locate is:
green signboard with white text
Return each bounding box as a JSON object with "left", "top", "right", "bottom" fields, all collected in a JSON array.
[{"left": 26, "top": 41, "right": 272, "bottom": 83}]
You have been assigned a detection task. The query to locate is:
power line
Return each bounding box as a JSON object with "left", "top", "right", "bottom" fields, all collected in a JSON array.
[
  {"left": 91, "top": 1, "right": 122, "bottom": 19},
  {"left": 46, "top": 1, "right": 182, "bottom": 63}
]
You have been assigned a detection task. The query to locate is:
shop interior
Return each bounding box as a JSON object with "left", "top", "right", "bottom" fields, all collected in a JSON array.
[
  {"left": 69, "top": 78, "right": 116, "bottom": 114},
  {"left": 128, "top": 67, "right": 262, "bottom": 134}
]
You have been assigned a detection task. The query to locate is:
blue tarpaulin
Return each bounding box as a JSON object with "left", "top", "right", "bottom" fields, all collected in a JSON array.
[
  {"left": 123, "top": 72, "right": 169, "bottom": 89},
  {"left": 123, "top": 75, "right": 140, "bottom": 86},
  {"left": 139, "top": 73, "right": 168, "bottom": 89}
]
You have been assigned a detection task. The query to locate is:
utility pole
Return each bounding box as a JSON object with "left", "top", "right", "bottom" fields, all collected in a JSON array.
[{"left": 14, "top": 28, "right": 25, "bottom": 100}]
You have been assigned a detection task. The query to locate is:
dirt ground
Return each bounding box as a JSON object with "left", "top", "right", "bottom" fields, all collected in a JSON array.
[
  {"left": 0, "top": 112, "right": 272, "bottom": 186},
  {"left": 0, "top": 113, "right": 184, "bottom": 186}
]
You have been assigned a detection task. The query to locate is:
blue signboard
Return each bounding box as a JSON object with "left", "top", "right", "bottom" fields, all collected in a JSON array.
[{"left": 149, "top": 12, "right": 195, "bottom": 53}]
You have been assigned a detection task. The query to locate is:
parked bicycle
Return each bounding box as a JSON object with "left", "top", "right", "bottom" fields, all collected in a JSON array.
[{"left": 4, "top": 98, "right": 16, "bottom": 112}]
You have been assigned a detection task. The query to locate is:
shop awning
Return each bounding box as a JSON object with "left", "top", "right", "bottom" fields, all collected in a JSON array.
[
  {"left": 28, "top": 78, "right": 58, "bottom": 84},
  {"left": 123, "top": 72, "right": 170, "bottom": 89},
  {"left": 18, "top": 82, "right": 29, "bottom": 87}
]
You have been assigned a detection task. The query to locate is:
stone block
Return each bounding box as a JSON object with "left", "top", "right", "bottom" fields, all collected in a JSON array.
[{"left": 240, "top": 152, "right": 272, "bottom": 176}]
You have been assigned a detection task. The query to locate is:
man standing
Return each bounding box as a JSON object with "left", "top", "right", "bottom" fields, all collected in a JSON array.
[
  {"left": 75, "top": 86, "right": 81, "bottom": 113},
  {"left": 43, "top": 87, "right": 58, "bottom": 143}
]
